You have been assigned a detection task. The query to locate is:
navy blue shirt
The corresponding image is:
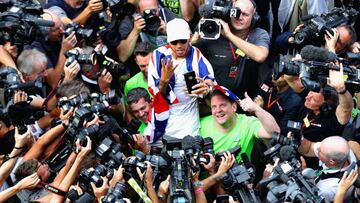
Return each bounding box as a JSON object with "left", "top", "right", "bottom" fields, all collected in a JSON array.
[{"left": 25, "top": 41, "right": 61, "bottom": 69}]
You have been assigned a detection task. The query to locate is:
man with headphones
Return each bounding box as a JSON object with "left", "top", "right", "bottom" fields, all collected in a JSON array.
[{"left": 194, "top": 0, "right": 270, "bottom": 99}]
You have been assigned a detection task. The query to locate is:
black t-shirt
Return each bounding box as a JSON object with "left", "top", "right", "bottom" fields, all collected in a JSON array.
[
  {"left": 25, "top": 41, "right": 61, "bottom": 69},
  {"left": 194, "top": 28, "right": 270, "bottom": 99},
  {"left": 296, "top": 103, "right": 345, "bottom": 142},
  {"left": 262, "top": 87, "right": 302, "bottom": 133}
]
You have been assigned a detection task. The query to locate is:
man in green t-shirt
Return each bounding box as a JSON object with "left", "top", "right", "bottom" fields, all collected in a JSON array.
[
  {"left": 126, "top": 87, "right": 153, "bottom": 154},
  {"left": 124, "top": 42, "right": 153, "bottom": 99},
  {"left": 200, "top": 86, "right": 280, "bottom": 162}
]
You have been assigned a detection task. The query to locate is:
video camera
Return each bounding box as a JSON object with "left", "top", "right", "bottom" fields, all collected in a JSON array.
[
  {"left": 198, "top": 0, "right": 241, "bottom": 40},
  {"left": 294, "top": 7, "right": 358, "bottom": 45},
  {"left": 273, "top": 52, "right": 360, "bottom": 93},
  {"left": 0, "top": 0, "right": 54, "bottom": 47},
  {"left": 259, "top": 153, "right": 324, "bottom": 203},
  {"left": 0, "top": 67, "right": 44, "bottom": 104},
  {"left": 220, "top": 152, "right": 261, "bottom": 203}
]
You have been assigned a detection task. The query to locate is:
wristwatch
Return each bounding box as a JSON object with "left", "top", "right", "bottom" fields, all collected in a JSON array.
[{"left": 193, "top": 181, "right": 203, "bottom": 188}]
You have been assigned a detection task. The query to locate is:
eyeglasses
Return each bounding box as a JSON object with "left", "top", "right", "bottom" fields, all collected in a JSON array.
[{"left": 170, "top": 39, "right": 188, "bottom": 45}]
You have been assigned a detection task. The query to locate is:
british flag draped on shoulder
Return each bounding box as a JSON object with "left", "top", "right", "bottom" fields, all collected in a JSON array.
[{"left": 146, "top": 45, "right": 215, "bottom": 143}]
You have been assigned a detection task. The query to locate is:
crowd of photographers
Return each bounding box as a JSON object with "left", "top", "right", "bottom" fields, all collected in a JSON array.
[{"left": 1, "top": 0, "right": 360, "bottom": 202}]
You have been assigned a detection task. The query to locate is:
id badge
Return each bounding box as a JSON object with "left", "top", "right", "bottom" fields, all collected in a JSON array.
[{"left": 229, "top": 66, "right": 239, "bottom": 78}]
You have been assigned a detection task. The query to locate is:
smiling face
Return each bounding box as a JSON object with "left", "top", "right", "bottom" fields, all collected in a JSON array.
[
  {"left": 129, "top": 97, "right": 151, "bottom": 122},
  {"left": 211, "top": 94, "right": 237, "bottom": 126}
]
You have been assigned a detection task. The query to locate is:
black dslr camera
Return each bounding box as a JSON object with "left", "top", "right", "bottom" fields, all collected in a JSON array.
[
  {"left": 142, "top": 9, "right": 161, "bottom": 34},
  {"left": 64, "top": 22, "right": 93, "bottom": 42}
]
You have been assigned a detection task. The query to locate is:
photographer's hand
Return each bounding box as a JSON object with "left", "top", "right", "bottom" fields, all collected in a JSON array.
[
  {"left": 75, "top": 136, "right": 92, "bottom": 161},
  {"left": 159, "top": 175, "right": 170, "bottom": 199},
  {"left": 110, "top": 165, "right": 125, "bottom": 188},
  {"left": 334, "top": 170, "right": 358, "bottom": 203},
  {"left": 325, "top": 28, "right": 339, "bottom": 53},
  {"left": 86, "top": 0, "right": 103, "bottom": 14},
  {"left": 200, "top": 153, "right": 216, "bottom": 175},
  {"left": 63, "top": 59, "right": 80, "bottom": 82},
  {"left": 350, "top": 41, "right": 360, "bottom": 53},
  {"left": 61, "top": 32, "right": 77, "bottom": 52},
  {"left": 158, "top": 18, "right": 166, "bottom": 35},
  {"left": 13, "top": 90, "right": 28, "bottom": 104},
  {"left": 59, "top": 107, "right": 74, "bottom": 127},
  {"left": 217, "top": 19, "right": 231, "bottom": 39},
  {"left": 144, "top": 162, "right": 153, "bottom": 187},
  {"left": 327, "top": 62, "right": 345, "bottom": 93},
  {"left": 216, "top": 151, "right": 235, "bottom": 177},
  {"left": 98, "top": 69, "right": 113, "bottom": 93},
  {"left": 14, "top": 126, "right": 31, "bottom": 150},
  {"left": 134, "top": 15, "right": 146, "bottom": 34},
  {"left": 90, "top": 176, "right": 110, "bottom": 200}
]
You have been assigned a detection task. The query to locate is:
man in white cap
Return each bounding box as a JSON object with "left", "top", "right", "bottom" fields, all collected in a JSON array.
[{"left": 145, "top": 18, "right": 215, "bottom": 145}]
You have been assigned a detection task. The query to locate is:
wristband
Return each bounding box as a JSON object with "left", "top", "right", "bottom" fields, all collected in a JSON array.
[
  {"left": 14, "top": 145, "right": 25, "bottom": 150},
  {"left": 338, "top": 88, "right": 347, "bottom": 95},
  {"left": 194, "top": 187, "right": 203, "bottom": 194}
]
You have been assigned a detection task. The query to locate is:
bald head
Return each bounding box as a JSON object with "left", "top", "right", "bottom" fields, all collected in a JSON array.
[
  {"left": 138, "top": 0, "right": 158, "bottom": 13},
  {"left": 320, "top": 136, "right": 349, "bottom": 167},
  {"left": 42, "top": 10, "right": 63, "bottom": 42}
]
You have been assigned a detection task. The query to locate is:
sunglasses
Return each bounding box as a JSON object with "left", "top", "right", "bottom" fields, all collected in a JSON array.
[{"left": 170, "top": 39, "right": 188, "bottom": 45}]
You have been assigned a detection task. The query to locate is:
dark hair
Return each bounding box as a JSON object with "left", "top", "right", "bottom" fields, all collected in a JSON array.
[
  {"left": 134, "top": 42, "right": 153, "bottom": 56},
  {"left": 57, "top": 80, "right": 91, "bottom": 98},
  {"left": 127, "top": 87, "right": 151, "bottom": 106},
  {"left": 15, "top": 159, "right": 39, "bottom": 181},
  {"left": 210, "top": 89, "right": 236, "bottom": 104}
]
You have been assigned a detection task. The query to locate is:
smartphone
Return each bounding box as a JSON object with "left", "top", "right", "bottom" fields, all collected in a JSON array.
[
  {"left": 184, "top": 71, "right": 198, "bottom": 94},
  {"left": 216, "top": 194, "right": 230, "bottom": 203}
]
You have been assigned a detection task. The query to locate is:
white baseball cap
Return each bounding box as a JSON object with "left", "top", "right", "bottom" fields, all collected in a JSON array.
[{"left": 166, "top": 18, "right": 191, "bottom": 43}]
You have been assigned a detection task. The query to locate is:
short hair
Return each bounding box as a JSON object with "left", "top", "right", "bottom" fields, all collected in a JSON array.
[
  {"left": 210, "top": 89, "right": 236, "bottom": 104},
  {"left": 326, "top": 151, "right": 349, "bottom": 168},
  {"left": 127, "top": 87, "right": 150, "bottom": 106},
  {"left": 342, "top": 24, "right": 357, "bottom": 45},
  {"left": 17, "top": 49, "right": 48, "bottom": 75},
  {"left": 57, "top": 79, "right": 91, "bottom": 98},
  {"left": 14, "top": 159, "right": 39, "bottom": 181},
  {"left": 134, "top": 42, "right": 153, "bottom": 56}
]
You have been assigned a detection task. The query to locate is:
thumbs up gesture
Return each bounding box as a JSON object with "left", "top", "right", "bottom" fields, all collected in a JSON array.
[{"left": 239, "top": 92, "right": 259, "bottom": 114}]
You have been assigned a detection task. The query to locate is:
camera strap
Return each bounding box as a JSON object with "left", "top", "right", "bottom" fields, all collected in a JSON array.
[
  {"left": 39, "top": 181, "right": 67, "bottom": 196},
  {"left": 266, "top": 91, "right": 281, "bottom": 111},
  {"left": 127, "top": 177, "right": 152, "bottom": 203},
  {"left": 42, "top": 77, "right": 63, "bottom": 111}
]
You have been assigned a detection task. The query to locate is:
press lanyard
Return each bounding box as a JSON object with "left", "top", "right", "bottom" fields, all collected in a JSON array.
[
  {"left": 229, "top": 42, "right": 240, "bottom": 66},
  {"left": 266, "top": 92, "right": 281, "bottom": 110}
]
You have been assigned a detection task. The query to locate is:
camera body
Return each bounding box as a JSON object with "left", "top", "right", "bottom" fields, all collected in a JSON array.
[
  {"left": 142, "top": 9, "right": 161, "bottom": 34},
  {"left": 64, "top": 22, "right": 93, "bottom": 42}
]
